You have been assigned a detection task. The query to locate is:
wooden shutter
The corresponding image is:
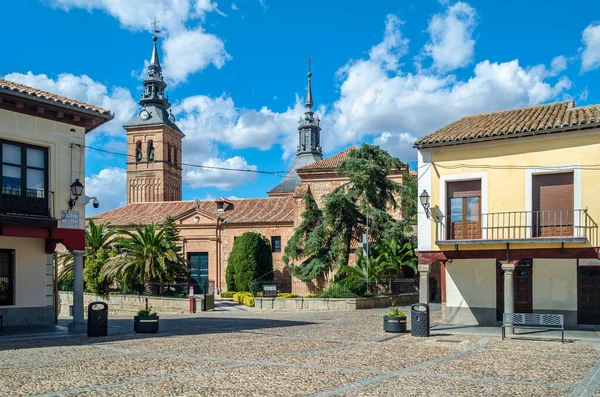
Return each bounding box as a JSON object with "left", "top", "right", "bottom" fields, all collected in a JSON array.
[{"left": 532, "top": 172, "right": 574, "bottom": 236}]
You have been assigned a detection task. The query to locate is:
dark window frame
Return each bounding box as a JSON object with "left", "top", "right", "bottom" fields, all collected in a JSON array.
[
  {"left": 271, "top": 236, "right": 282, "bottom": 252},
  {"left": 0, "top": 249, "right": 15, "bottom": 306},
  {"left": 0, "top": 139, "right": 49, "bottom": 216}
]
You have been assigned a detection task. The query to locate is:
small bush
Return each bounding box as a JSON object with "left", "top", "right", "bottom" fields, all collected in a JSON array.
[
  {"left": 303, "top": 294, "right": 317, "bottom": 299},
  {"left": 317, "top": 283, "right": 358, "bottom": 298},
  {"left": 233, "top": 292, "right": 255, "bottom": 307},
  {"left": 220, "top": 291, "right": 236, "bottom": 298},
  {"left": 277, "top": 293, "right": 299, "bottom": 298}
]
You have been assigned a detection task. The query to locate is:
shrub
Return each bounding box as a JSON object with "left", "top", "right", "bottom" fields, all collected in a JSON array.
[
  {"left": 220, "top": 291, "right": 236, "bottom": 298},
  {"left": 232, "top": 292, "right": 255, "bottom": 307},
  {"left": 277, "top": 293, "right": 299, "bottom": 298},
  {"left": 227, "top": 232, "right": 273, "bottom": 292},
  {"left": 84, "top": 248, "right": 112, "bottom": 295},
  {"left": 303, "top": 294, "right": 317, "bottom": 299},
  {"left": 317, "top": 283, "right": 358, "bottom": 298}
]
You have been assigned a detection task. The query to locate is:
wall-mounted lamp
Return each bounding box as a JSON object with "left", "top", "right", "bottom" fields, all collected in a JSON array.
[
  {"left": 68, "top": 179, "right": 84, "bottom": 210},
  {"left": 419, "top": 189, "right": 431, "bottom": 219}
]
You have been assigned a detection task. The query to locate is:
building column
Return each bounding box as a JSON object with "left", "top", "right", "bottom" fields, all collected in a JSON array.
[
  {"left": 68, "top": 250, "right": 86, "bottom": 333},
  {"left": 501, "top": 262, "right": 516, "bottom": 315},
  {"left": 418, "top": 264, "right": 431, "bottom": 304}
]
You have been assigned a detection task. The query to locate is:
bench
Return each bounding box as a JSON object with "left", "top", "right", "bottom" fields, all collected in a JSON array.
[{"left": 502, "top": 313, "right": 564, "bottom": 343}]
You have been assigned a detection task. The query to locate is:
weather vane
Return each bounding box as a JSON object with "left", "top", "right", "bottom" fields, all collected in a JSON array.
[
  {"left": 151, "top": 17, "right": 161, "bottom": 35},
  {"left": 306, "top": 56, "right": 313, "bottom": 73}
]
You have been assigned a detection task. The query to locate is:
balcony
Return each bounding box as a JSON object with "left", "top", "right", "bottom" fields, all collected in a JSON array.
[
  {"left": 0, "top": 186, "right": 50, "bottom": 218},
  {"left": 435, "top": 209, "right": 598, "bottom": 245}
]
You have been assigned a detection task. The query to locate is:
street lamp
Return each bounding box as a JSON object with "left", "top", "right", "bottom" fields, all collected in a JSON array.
[
  {"left": 68, "top": 179, "right": 84, "bottom": 210},
  {"left": 419, "top": 189, "right": 431, "bottom": 219}
]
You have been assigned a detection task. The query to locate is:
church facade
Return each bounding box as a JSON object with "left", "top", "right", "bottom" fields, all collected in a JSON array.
[{"left": 91, "top": 37, "right": 412, "bottom": 294}]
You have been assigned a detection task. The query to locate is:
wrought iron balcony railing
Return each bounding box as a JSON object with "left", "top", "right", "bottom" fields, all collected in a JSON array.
[
  {"left": 0, "top": 186, "right": 50, "bottom": 217},
  {"left": 435, "top": 209, "right": 598, "bottom": 244}
]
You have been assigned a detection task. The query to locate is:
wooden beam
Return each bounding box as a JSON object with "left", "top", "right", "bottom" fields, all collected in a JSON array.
[
  {"left": 56, "top": 111, "right": 64, "bottom": 119},
  {"left": 36, "top": 106, "right": 45, "bottom": 114},
  {"left": 15, "top": 102, "right": 24, "bottom": 109},
  {"left": 73, "top": 115, "right": 80, "bottom": 122}
]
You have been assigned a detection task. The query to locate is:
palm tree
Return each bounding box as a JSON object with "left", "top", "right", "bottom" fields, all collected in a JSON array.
[
  {"left": 57, "top": 219, "right": 117, "bottom": 280},
  {"left": 102, "top": 223, "right": 187, "bottom": 296}
]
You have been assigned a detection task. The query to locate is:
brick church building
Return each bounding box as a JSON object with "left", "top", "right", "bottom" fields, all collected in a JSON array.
[{"left": 91, "top": 37, "right": 410, "bottom": 294}]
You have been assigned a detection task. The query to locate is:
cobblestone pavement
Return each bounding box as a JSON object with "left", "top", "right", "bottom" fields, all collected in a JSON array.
[{"left": 1, "top": 308, "right": 600, "bottom": 396}]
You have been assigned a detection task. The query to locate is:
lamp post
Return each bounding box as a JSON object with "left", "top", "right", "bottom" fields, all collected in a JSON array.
[
  {"left": 419, "top": 190, "right": 431, "bottom": 219},
  {"left": 68, "top": 179, "right": 84, "bottom": 210}
]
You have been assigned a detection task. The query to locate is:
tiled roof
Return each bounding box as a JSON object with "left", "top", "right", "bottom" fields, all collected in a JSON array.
[
  {"left": 0, "top": 78, "right": 112, "bottom": 116},
  {"left": 89, "top": 196, "right": 296, "bottom": 226},
  {"left": 298, "top": 146, "right": 358, "bottom": 172},
  {"left": 415, "top": 101, "right": 600, "bottom": 147}
]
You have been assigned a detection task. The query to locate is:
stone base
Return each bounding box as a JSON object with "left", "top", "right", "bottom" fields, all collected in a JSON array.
[
  {"left": 68, "top": 321, "right": 87, "bottom": 333},
  {"left": 0, "top": 306, "right": 54, "bottom": 327}
]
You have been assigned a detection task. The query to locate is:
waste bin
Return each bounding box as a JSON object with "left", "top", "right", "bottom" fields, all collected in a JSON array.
[
  {"left": 87, "top": 301, "right": 108, "bottom": 337},
  {"left": 411, "top": 303, "right": 430, "bottom": 337}
]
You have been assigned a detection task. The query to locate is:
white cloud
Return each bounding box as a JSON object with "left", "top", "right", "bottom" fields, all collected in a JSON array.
[
  {"left": 3, "top": 72, "right": 137, "bottom": 136},
  {"left": 550, "top": 55, "right": 568, "bottom": 75},
  {"left": 373, "top": 132, "right": 418, "bottom": 162},
  {"left": 85, "top": 167, "right": 127, "bottom": 216},
  {"left": 326, "top": 13, "right": 572, "bottom": 161},
  {"left": 184, "top": 156, "right": 257, "bottom": 189},
  {"left": 421, "top": 1, "right": 477, "bottom": 72},
  {"left": 231, "top": 2, "right": 239, "bottom": 10},
  {"left": 46, "top": 0, "right": 230, "bottom": 84},
  {"left": 581, "top": 22, "right": 600, "bottom": 73},
  {"left": 162, "top": 28, "right": 231, "bottom": 84}
]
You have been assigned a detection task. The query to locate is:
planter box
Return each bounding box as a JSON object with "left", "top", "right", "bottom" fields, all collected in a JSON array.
[
  {"left": 383, "top": 315, "right": 407, "bottom": 333},
  {"left": 134, "top": 315, "right": 159, "bottom": 333}
]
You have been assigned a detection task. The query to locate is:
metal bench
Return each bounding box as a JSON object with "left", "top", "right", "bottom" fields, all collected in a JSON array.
[{"left": 502, "top": 313, "right": 564, "bottom": 343}]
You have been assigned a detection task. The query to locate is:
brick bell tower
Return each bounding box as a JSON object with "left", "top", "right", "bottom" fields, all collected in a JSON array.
[{"left": 123, "top": 35, "right": 184, "bottom": 204}]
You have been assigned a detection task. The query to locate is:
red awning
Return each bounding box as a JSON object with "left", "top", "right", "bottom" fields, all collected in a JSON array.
[
  {"left": 50, "top": 228, "right": 85, "bottom": 251},
  {"left": 0, "top": 224, "right": 85, "bottom": 253}
]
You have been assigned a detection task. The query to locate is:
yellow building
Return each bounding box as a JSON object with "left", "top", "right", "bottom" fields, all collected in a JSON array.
[
  {"left": 0, "top": 78, "right": 112, "bottom": 330},
  {"left": 415, "top": 101, "right": 600, "bottom": 328}
]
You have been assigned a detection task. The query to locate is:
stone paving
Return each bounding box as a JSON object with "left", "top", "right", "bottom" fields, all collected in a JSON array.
[{"left": 0, "top": 308, "right": 599, "bottom": 396}]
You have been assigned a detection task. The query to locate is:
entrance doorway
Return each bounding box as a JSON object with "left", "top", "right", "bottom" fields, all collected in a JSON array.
[
  {"left": 188, "top": 252, "right": 209, "bottom": 294},
  {"left": 578, "top": 266, "right": 600, "bottom": 325},
  {"left": 496, "top": 259, "right": 533, "bottom": 320}
]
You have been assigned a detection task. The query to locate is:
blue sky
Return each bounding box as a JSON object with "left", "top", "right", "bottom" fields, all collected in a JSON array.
[{"left": 3, "top": 0, "right": 600, "bottom": 215}]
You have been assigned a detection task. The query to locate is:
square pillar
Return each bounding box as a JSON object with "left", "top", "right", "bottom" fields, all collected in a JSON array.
[
  {"left": 418, "top": 264, "right": 431, "bottom": 304},
  {"left": 68, "top": 250, "right": 86, "bottom": 333}
]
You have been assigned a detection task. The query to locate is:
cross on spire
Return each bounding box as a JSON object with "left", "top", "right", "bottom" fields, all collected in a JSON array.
[
  {"left": 151, "top": 17, "right": 161, "bottom": 34},
  {"left": 306, "top": 56, "right": 313, "bottom": 73}
]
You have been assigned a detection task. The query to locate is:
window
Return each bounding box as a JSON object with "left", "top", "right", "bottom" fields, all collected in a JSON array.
[
  {"left": 532, "top": 172, "right": 574, "bottom": 237},
  {"left": 447, "top": 180, "right": 481, "bottom": 239},
  {"left": 271, "top": 236, "right": 282, "bottom": 252},
  {"left": 135, "top": 141, "right": 142, "bottom": 162},
  {"left": 0, "top": 249, "right": 14, "bottom": 306},
  {"left": 167, "top": 143, "right": 172, "bottom": 163},
  {"left": 174, "top": 145, "right": 178, "bottom": 166},
  {"left": 0, "top": 140, "right": 48, "bottom": 216},
  {"left": 147, "top": 141, "right": 154, "bottom": 162},
  {"left": 217, "top": 202, "right": 224, "bottom": 212}
]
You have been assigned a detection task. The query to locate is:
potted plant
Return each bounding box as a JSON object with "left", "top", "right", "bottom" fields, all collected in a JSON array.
[
  {"left": 134, "top": 306, "right": 159, "bottom": 333},
  {"left": 383, "top": 301, "right": 407, "bottom": 333}
]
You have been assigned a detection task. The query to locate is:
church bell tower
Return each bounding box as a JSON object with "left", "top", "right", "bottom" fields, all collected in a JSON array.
[{"left": 123, "top": 36, "right": 184, "bottom": 204}]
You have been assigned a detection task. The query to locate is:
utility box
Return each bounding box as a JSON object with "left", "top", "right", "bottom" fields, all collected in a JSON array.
[
  {"left": 87, "top": 301, "right": 108, "bottom": 337},
  {"left": 411, "top": 303, "right": 430, "bottom": 337}
]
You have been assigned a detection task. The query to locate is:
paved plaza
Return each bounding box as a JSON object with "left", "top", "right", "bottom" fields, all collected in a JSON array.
[{"left": 1, "top": 305, "right": 600, "bottom": 396}]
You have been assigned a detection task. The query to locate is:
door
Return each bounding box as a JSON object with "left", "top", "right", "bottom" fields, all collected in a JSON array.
[
  {"left": 188, "top": 253, "right": 209, "bottom": 294},
  {"left": 447, "top": 180, "right": 481, "bottom": 240},
  {"left": 514, "top": 260, "right": 533, "bottom": 313},
  {"left": 532, "top": 172, "right": 574, "bottom": 237},
  {"left": 578, "top": 266, "right": 600, "bottom": 325}
]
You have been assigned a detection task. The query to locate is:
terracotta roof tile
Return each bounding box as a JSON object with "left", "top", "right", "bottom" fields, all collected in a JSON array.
[
  {"left": 415, "top": 101, "right": 600, "bottom": 147},
  {"left": 0, "top": 78, "right": 111, "bottom": 116},
  {"left": 89, "top": 196, "right": 296, "bottom": 226},
  {"left": 298, "top": 146, "right": 358, "bottom": 172}
]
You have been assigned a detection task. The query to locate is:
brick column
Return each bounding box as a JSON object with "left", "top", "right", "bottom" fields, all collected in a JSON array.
[
  {"left": 418, "top": 264, "right": 431, "bottom": 304},
  {"left": 68, "top": 250, "right": 86, "bottom": 333}
]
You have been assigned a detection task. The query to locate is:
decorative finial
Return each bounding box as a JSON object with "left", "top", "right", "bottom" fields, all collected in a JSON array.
[
  {"left": 305, "top": 57, "right": 313, "bottom": 109},
  {"left": 151, "top": 17, "right": 161, "bottom": 35}
]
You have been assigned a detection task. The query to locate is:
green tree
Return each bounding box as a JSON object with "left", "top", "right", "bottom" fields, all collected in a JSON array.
[
  {"left": 284, "top": 144, "right": 411, "bottom": 283},
  {"left": 226, "top": 232, "right": 273, "bottom": 292},
  {"left": 102, "top": 223, "right": 187, "bottom": 296},
  {"left": 57, "top": 219, "right": 117, "bottom": 295}
]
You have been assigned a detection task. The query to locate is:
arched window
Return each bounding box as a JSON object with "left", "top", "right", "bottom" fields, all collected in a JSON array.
[
  {"left": 174, "top": 145, "right": 178, "bottom": 166},
  {"left": 135, "top": 141, "right": 142, "bottom": 162},
  {"left": 147, "top": 140, "right": 154, "bottom": 162},
  {"left": 167, "top": 143, "right": 171, "bottom": 163}
]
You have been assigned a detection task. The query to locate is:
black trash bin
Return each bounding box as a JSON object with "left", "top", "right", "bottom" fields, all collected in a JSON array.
[
  {"left": 87, "top": 301, "right": 108, "bottom": 337},
  {"left": 411, "top": 303, "right": 430, "bottom": 337}
]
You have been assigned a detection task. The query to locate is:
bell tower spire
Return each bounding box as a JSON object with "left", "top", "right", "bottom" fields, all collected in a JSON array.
[
  {"left": 297, "top": 57, "right": 322, "bottom": 157},
  {"left": 140, "top": 36, "right": 170, "bottom": 109}
]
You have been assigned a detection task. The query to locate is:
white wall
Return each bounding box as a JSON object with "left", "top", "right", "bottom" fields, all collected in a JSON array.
[
  {"left": 532, "top": 259, "right": 577, "bottom": 311},
  {"left": 446, "top": 259, "right": 496, "bottom": 308},
  {"left": 0, "top": 236, "right": 50, "bottom": 308}
]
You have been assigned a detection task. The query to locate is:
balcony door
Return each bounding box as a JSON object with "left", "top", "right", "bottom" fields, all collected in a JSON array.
[
  {"left": 532, "top": 172, "right": 573, "bottom": 237},
  {"left": 447, "top": 180, "right": 481, "bottom": 240}
]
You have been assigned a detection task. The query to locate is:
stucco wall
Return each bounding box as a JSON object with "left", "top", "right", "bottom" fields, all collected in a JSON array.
[
  {"left": 0, "top": 108, "right": 86, "bottom": 228},
  {"left": 420, "top": 129, "right": 600, "bottom": 251},
  {"left": 445, "top": 259, "right": 496, "bottom": 325},
  {"left": 532, "top": 259, "right": 577, "bottom": 320},
  {"left": 0, "top": 236, "right": 51, "bottom": 308}
]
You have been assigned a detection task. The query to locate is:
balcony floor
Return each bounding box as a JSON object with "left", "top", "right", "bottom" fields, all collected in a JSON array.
[{"left": 436, "top": 237, "right": 588, "bottom": 245}]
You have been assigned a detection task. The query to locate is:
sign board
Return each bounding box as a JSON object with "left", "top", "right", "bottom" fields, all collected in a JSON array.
[
  {"left": 189, "top": 285, "right": 194, "bottom": 297},
  {"left": 262, "top": 284, "right": 277, "bottom": 297},
  {"left": 61, "top": 210, "right": 80, "bottom": 229}
]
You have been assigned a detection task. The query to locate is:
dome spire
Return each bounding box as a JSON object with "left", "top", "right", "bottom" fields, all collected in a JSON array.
[
  {"left": 139, "top": 35, "right": 170, "bottom": 109},
  {"left": 296, "top": 57, "right": 322, "bottom": 158}
]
